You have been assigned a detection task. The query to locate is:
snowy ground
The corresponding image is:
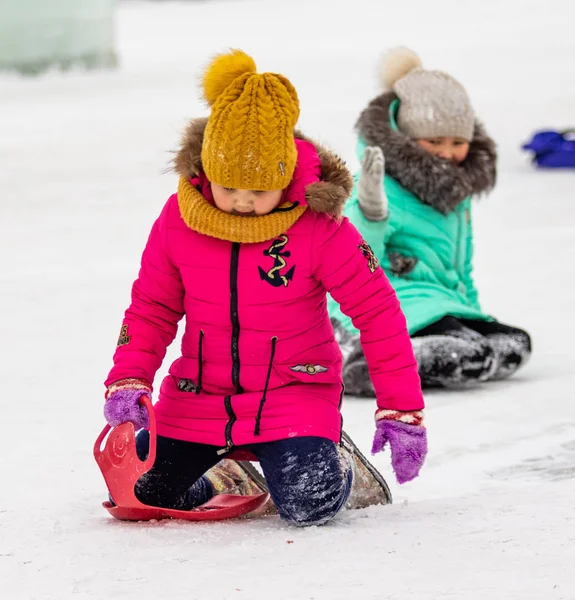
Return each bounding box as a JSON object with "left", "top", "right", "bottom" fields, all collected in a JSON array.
[{"left": 1, "top": 0, "right": 574, "bottom": 598}]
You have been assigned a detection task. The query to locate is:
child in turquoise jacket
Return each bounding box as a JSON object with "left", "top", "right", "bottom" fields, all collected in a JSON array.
[{"left": 329, "top": 48, "right": 531, "bottom": 392}]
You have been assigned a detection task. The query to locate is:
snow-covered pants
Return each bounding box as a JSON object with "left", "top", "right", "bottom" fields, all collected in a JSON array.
[
  {"left": 131, "top": 432, "right": 352, "bottom": 526},
  {"left": 333, "top": 316, "right": 531, "bottom": 393}
]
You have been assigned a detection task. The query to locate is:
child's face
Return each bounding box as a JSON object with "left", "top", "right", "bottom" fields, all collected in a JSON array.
[
  {"left": 211, "top": 184, "right": 283, "bottom": 216},
  {"left": 416, "top": 137, "right": 470, "bottom": 164}
]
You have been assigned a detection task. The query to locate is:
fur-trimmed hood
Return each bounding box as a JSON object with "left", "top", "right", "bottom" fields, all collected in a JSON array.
[
  {"left": 172, "top": 118, "right": 353, "bottom": 220},
  {"left": 356, "top": 92, "right": 497, "bottom": 214}
]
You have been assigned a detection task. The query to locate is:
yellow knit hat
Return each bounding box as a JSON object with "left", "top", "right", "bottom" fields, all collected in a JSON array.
[{"left": 201, "top": 49, "right": 300, "bottom": 191}]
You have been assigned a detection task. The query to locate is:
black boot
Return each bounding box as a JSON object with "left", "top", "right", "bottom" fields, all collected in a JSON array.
[{"left": 412, "top": 334, "right": 497, "bottom": 388}]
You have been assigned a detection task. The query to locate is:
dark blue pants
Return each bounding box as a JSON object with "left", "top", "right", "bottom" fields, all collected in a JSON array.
[{"left": 133, "top": 432, "right": 352, "bottom": 527}]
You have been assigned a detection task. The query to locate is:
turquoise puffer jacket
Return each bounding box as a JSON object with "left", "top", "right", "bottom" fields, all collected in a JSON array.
[{"left": 329, "top": 94, "right": 497, "bottom": 335}]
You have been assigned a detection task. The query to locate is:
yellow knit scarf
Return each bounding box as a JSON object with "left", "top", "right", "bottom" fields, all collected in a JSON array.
[{"left": 177, "top": 177, "right": 307, "bottom": 243}]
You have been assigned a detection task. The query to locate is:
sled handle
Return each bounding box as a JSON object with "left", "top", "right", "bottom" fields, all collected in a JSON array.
[
  {"left": 93, "top": 395, "right": 157, "bottom": 471},
  {"left": 93, "top": 423, "right": 112, "bottom": 458},
  {"left": 139, "top": 395, "right": 157, "bottom": 470}
]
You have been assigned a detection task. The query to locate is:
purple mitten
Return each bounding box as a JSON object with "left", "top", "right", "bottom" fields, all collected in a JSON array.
[
  {"left": 104, "top": 379, "right": 151, "bottom": 429},
  {"left": 372, "top": 419, "right": 427, "bottom": 484}
]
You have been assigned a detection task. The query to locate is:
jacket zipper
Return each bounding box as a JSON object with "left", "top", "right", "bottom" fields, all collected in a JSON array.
[
  {"left": 219, "top": 243, "right": 242, "bottom": 455},
  {"left": 218, "top": 395, "right": 237, "bottom": 455},
  {"left": 254, "top": 336, "right": 278, "bottom": 436},
  {"left": 196, "top": 330, "right": 204, "bottom": 394},
  {"left": 230, "top": 243, "right": 243, "bottom": 394},
  {"left": 338, "top": 383, "right": 345, "bottom": 444},
  {"left": 454, "top": 208, "right": 462, "bottom": 272}
]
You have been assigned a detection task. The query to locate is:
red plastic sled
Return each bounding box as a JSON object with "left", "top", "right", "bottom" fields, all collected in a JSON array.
[{"left": 93, "top": 396, "right": 270, "bottom": 521}]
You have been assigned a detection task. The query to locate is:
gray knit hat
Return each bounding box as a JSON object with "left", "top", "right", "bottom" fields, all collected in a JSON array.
[{"left": 378, "top": 48, "right": 475, "bottom": 141}]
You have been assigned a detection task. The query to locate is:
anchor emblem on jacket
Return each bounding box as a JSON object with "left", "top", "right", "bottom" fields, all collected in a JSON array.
[{"left": 258, "top": 235, "right": 296, "bottom": 287}]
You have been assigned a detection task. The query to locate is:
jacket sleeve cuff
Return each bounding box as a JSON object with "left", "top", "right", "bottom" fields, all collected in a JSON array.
[
  {"left": 105, "top": 378, "right": 152, "bottom": 400},
  {"left": 375, "top": 409, "right": 424, "bottom": 427}
]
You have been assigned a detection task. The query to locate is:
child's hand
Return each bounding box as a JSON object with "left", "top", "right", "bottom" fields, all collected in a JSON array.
[
  {"left": 371, "top": 410, "right": 427, "bottom": 483},
  {"left": 104, "top": 379, "right": 152, "bottom": 429},
  {"left": 363, "top": 145, "right": 385, "bottom": 178},
  {"left": 358, "top": 146, "right": 388, "bottom": 221}
]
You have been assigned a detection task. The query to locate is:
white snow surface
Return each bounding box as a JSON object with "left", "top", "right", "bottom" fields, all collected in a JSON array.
[{"left": 1, "top": 0, "right": 574, "bottom": 598}]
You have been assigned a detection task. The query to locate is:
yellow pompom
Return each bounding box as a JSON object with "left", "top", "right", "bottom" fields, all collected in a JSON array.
[{"left": 202, "top": 49, "right": 257, "bottom": 106}]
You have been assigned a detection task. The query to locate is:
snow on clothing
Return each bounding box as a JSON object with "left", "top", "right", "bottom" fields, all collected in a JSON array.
[
  {"left": 327, "top": 93, "right": 498, "bottom": 336},
  {"left": 105, "top": 118, "right": 423, "bottom": 452},
  {"left": 411, "top": 317, "right": 532, "bottom": 385},
  {"left": 132, "top": 431, "right": 352, "bottom": 527},
  {"left": 333, "top": 316, "right": 531, "bottom": 393}
]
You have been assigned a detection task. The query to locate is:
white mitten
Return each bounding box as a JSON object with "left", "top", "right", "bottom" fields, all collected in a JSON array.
[{"left": 358, "top": 146, "right": 388, "bottom": 221}]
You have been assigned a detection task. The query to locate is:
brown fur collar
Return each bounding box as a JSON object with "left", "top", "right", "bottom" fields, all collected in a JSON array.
[
  {"left": 356, "top": 92, "right": 497, "bottom": 214},
  {"left": 172, "top": 118, "right": 352, "bottom": 219}
]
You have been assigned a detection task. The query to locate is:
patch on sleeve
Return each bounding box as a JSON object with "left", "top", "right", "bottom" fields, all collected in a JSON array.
[
  {"left": 116, "top": 324, "right": 131, "bottom": 348},
  {"left": 358, "top": 240, "right": 380, "bottom": 273}
]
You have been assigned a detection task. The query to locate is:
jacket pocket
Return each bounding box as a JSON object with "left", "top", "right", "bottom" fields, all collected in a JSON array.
[
  {"left": 271, "top": 361, "right": 341, "bottom": 387},
  {"left": 175, "top": 377, "right": 199, "bottom": 393},
  {"left": 388, "top": 252, "right": 418, "bottom": 276},
  {"left": 168, "top": 330, "right": 205, "bottom": 393}
]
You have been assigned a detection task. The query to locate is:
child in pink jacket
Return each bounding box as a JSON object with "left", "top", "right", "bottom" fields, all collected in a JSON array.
[{"left": 103, "top": 50, "right": 426, "bottom": 526}]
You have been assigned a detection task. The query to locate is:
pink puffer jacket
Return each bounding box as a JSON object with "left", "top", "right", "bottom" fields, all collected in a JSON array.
[{"left": 106, "top": 120, "right": 423, "bottom": 452}]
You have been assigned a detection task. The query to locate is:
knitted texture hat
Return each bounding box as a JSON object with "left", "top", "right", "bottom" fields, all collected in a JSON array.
[
  {"left": 378, "top": 48, "right": 475, "bottom": 141},
  {"left": 201, "top": 49, "right": 300, "bottom": 190}
]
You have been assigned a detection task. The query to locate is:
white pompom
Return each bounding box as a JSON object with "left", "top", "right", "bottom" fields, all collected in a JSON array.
[{"left": 378, "top": 47, "right": 423, "bottom": 90}]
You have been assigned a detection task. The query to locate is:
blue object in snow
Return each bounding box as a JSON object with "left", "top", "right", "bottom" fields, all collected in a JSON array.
[{"left": 522, "top": 129, "right": 575, "bottom": 168}]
